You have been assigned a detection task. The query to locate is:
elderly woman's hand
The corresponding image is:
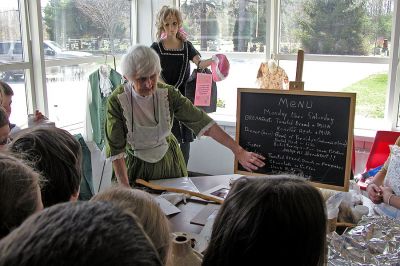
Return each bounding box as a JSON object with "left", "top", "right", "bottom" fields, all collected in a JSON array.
[{"left": 236, "top": 147, "right": 265, "bottom": 172}]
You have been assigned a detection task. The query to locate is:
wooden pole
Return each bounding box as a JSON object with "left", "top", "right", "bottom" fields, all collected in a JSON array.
[
  {"left": 289, "top": 49, "right": 305, "bottom": 90},
  {"left": 136, "top": 179, "right": 224, "bottom": 204}
]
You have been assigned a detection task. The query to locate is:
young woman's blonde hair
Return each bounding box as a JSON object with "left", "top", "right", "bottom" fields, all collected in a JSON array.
[
  {"left": 91, "top": 186, "right": 172, "bottom": 265},
  {"left": 155, "top": 6, "right": 186, "bottom": 41}
]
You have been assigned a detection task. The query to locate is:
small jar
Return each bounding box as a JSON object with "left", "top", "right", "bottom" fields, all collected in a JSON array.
[{"left": 170, "top": 233, "right": 203, "bottom": 266}]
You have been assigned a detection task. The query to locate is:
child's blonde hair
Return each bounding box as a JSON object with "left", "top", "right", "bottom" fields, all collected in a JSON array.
[
  {"left": 155, "top": 6, "right": 186, "bottom": 41},
  {"left": 91, "top": 187, "right": 171, "bottom": 265}
]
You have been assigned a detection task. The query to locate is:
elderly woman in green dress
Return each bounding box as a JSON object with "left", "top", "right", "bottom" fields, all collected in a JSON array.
[{"left": 106, "top": 45, "right": 265, "bottom": 187}]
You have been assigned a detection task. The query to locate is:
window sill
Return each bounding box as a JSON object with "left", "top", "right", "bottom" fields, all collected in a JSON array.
[{"left": 354, "top": 129, "right": 376, "bottom": 143}]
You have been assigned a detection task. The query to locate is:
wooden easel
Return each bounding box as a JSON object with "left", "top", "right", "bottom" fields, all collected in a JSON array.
[{"left": 289, "top": 49, "right": 304, "bottom": 90}]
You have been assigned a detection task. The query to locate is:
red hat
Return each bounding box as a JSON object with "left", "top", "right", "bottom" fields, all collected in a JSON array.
[{"left": 211, "top": 54, "right": 230, "bottom": 82}]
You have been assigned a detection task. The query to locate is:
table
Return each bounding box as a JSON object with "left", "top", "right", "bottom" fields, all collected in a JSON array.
[
  {"left": 164, "top": 175, "right": 377, "bottom": 233},
  {"left": 166, "top": 174, "right": 242, "bottom": 233}
]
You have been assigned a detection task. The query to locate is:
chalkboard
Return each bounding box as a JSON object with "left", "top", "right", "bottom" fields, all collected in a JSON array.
[{"left": 235, "top": 88, "right": 356, "bottom": 191}]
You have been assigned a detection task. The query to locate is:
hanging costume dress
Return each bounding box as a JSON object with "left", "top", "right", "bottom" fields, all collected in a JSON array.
[
  {"left": 84, "top": 65, "right": 123, "bottom": 193},
  {"left": 150, "top": 41, "right": 200, "bottom": 145},
  {"left": 86, "top": 65, "right": 123, "bottom": 149},
  {"left": 105, "top": 82, "right": 215, "bottom": 184}
]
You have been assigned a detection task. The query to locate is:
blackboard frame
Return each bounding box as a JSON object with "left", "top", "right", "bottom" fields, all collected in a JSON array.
[{"left": 235, "top": 88, "right": 356, "bottom": 191}]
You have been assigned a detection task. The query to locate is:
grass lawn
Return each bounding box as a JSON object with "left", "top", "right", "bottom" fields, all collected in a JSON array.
[{"left": 341, "top": 73, "right": 387, "bottom": 118}]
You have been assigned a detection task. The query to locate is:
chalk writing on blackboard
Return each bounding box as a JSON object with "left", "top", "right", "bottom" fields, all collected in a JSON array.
[{"left": 235, "top": 89, "right": 355, "bottom": 191}]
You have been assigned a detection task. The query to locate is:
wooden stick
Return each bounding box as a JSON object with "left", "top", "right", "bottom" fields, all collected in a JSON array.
[
  {"left": 136, "top": 179, "right": 224, "bottom": 204},
  {"left": 289, "top": 49, "right": 305, "bottom": 90},
  {"left": 295, "top": 49, "right": 304, "bottom": 82},
  {"left": 336, "top": 222, "right": 357, "bottom": 228}
]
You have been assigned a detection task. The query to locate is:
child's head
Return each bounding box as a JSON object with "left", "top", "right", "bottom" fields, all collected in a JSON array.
[
  {"left": 0, "top": 107, "right": 10, "bottom": 150},
  {"left": 10, "top": 127, "right": 82, "bottom": 207},
  {"left": 155, "top": 6, "right": 185, "bottom": 41},
  {"left": 0, "top": 152, "right": 43, "bottom": 238},
  {"left": 0, "top": 201, "right": 163, "bottom": 266},
  {"left": 0, "top": 81, "right": 14, "bottom": 118},
  {"left": 91, "top": 187, "right": 171, "bottom": 265},
  {"left": 203, "top": 175, "right": 327, "bottom": 266}
]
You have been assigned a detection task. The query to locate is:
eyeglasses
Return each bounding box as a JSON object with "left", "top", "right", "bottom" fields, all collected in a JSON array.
[{"left": 0, "top": 137, "right": 11, "bottom": 146}]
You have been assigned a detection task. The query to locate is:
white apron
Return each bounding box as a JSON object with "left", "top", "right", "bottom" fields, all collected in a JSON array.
[{"left": 118, "top": 83, "right": 171, "bottom": 163}]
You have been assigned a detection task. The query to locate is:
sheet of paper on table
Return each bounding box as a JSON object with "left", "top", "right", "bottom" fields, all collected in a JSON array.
[
  {"left": 191, "top": 204, "right": 220, "bottom": 226},
  {"left": 154, "top": 196, "right": 181, "bottom": 216},
  {"left": 198, "top": 207, "right": 219, "bottom": 247}
]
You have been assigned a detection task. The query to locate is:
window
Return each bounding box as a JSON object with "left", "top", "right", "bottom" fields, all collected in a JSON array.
[
  {"left": 46, "top": 63, "right": 95, "bottom": 130},
  {"left": 0, "top": 0, "right": 28, "bottom": 126},
  {"left": 0, "top": 0, "right": 134, "bottom": 130},
  {"left": 178, "top": 0, "right": 273, "bottom": 118},
  {"left": 181, "top": 0, "right": 267, "bottom": 53},
  {"left": 279, "top": 0, "right": 394, "bottom": 129},
  {"left": 41, "top": 0, "right": 132, "bottom": 128},
  {"left": 180, "top": 0, "right": 399, "bottom": 131},
  {"left": 280, "top": 0, "right": 393, "bottom": 57},
  {"left": 1, "top": 0, "right": 400, "bottom": 133},
  {"left": 180, "top": 0, "right": 268, "bottom": 118}
]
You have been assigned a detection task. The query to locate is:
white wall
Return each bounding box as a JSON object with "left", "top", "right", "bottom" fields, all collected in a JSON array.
[
  {"left": 188, "top": 122, "right": 236, "bottom": 175},
  {"left": 188, "top": 136, "right": 235, "bottom": 175}
]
